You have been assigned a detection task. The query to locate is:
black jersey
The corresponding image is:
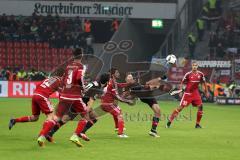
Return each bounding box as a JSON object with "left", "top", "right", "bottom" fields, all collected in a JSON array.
[{"left": 83, "top": 81, "right": 103, "bottom": 104}]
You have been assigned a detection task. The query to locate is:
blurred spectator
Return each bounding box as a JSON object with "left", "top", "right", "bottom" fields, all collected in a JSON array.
[
  {"left": 64, "top": 35, "right": 74, "bottom": 49},
  {"left": 111, "top": 18, "right": 119, "bottom": 32},
  {"left": 196, "top": 18, "right": 205, "bottom": 41},
  {"left": 188, "top": 32, "right": 197, "bottom": 58},
  {"left": 216, "top": 43, "right": 225, "bottom": 58},
  {"left": 228, "top": 81, "right": 237, "bottom": 97},
  {"left": 17, "top": 69, "right": 27, "bottom": 81},
  {"left": 5, "top": 68, "right": 12, "bottom": 81},
  {"left": 208, "top": 32, "right": 218, "bottom": 58},
  {"left": 84, "top": 19, "right": 92, "bottom": 37}
]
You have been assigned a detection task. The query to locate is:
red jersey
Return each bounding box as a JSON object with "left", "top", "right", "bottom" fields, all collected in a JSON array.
[
  {"left": 182, "top": 70, "right": 205, "bottom": 93},
  {"left": 34, "top": 76, "right": 61, "bottom": 98},
  {"left": 101, "top": 79, "right": 129, "bottom": 104},
  {"left": 60, "top": 61, "right": 86, "bottom": 100}
]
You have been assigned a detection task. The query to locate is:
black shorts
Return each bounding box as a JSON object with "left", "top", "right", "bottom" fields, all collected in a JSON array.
[{"left": 140, "top": 98, "right": 158, "bottom": 108}]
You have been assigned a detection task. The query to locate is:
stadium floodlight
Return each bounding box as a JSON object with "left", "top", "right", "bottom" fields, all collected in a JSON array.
[{"left": 152, "top": 19, "right": 163, "bottom": 29}]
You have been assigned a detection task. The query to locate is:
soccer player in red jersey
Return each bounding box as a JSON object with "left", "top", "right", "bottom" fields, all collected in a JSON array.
[
  {"left": 166, "top": 61, "right": 209, "bottom": 128},
  {"left": 45, "top": 73, "right": 110, "bottom": 142},
  {"left": 8, "top": 76, "right": 62, "bottom": 146},
  {"left": 100, "top": 68, "right": 134, "bottom": 138},
  {"left": 71, "top": 68, "right": 133, "bottom": 140},
  {"left": 49, "top": 48, "right": 89, "bottom": 147}
]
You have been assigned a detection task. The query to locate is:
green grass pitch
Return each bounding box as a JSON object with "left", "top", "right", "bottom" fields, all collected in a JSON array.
[{"left": 0, "top": 98, "right": 240, "bottom": 160}]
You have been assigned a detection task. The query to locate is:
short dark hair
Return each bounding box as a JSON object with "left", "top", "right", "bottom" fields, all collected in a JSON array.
[
  {"left": 109, "top": 67, "right": 118, "bottom": 76},
  {"left": 98, "top": 73, "right": 110, "bottom": 85},
  {"left": 73, "top": 48, "right": 83, "bottom": 59}
]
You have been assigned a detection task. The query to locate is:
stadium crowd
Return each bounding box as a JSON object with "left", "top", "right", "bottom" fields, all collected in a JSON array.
[
  {"left": 0, "top": 13, "right": 94, "bottom": 50},
  {"left": 0, "top": 66, "right": 46, "bottom": 81},
  {"left": 0, "top": 12, "right": 119, "bottom": 53},
  {"left": 189, "top": 0, "right": 240, "bottom": 59}
]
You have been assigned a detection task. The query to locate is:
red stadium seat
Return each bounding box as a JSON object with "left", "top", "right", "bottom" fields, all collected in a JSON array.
[
  {"left": 0, "top": 58, "right": 7, "bottom": 67},
  {"left": 14, "top": 48, "right": 21, "bottom": 53},
  {"left": 28, "top": 41, "right": 35, "bottom": 48},
  {"left": 36, "top": 48, "right": 43, "bottom": 54},
  {"left": 66, "top": 48, "right": 73, "bottom": 55},
  {"left": 7, "top": 53, "right": 14, "bottom": 60},
  {"left": 43, "top": 42, "right": 50, "bottom": 48},
  {"left": 0, "top": 48, "right": 6, "bottom": 54},
  {"left": 7, "top": 59, "right": 14, "bottom": 66},
  {"left": 20, "top": 41, "right": 28, "bottom": 48},
  {"left": 15, "top": 59, "right": 22, "bottom": 66},
  {"left": 21, "top": 48, "right": 27, "bottom": 54},
  {"left": 51, "top": 48, "right": 58, "bottom": 55},
  {"left": 0, "top": 41, "right": 6, "bottom": 48},
  {"left": 59, "top": 48, "right": 65, "bottom": 54},
  {"left": 22, "top": 58, "right": 29, "bottom": 66},
  {"left": 6, "top": 41, "right": 13, "bottom": 48},
  {"left": 6, "top": 48, "right": 14, "bottom": 54},
  {"left": 0, "top": 52, "right": 6, "bottom": 59},
  {"left": 29, "top": 48, "right": 36, "bottom": 61},
  {"left": 36, "top": 42, "right": 43, "bottom": 49},
  {"left": 21, "top": 53, "right": 28, "bottom": 60},
  {"left": 13, "top": 42, "right": 21, "bottom": 48},
  {"left": 44, "top": 48, "right": 50, "bottom": 55}
]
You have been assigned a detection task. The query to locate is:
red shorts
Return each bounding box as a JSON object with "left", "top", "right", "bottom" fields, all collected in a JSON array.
[
  {"left": 101, "top": 103, "right": 122, "bottom": 116},
  {"left": 56, "top": 98, "right": 87, "bottom": 118},
  {"left": 32, "top": 94, "right": 53, "bottom": 115},
  {"left": 180, "top": 92, "right": 202, "bottom": 107}
]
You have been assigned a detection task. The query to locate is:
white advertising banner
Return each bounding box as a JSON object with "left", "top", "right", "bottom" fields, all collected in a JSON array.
[
  {"left": 0, "top": 0, "right": 177, "bottom": 19},
  {"left": 0, "top": 81, "right": 8, "bottom": 97},
  {"left": 197, "top": 61, "right": 232, "bottom": 68}
]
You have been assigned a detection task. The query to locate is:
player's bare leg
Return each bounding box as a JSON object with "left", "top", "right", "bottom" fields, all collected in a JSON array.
[
  {"left": 37, "top": 113, "right": 58, "bottom": 147},
  {"left": 166, "top": 105, "right": 184, "bottom": 128},
  {"left": 9, "top": 115, "right": 39, "bottom": 130},
  {"left": 195, "top": 105, "right": 203, "bottom": 128},
  {"left": 149, "top": 104, "right": 160, "bottom": 137}
]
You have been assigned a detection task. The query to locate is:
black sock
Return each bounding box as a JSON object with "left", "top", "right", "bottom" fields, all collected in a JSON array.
[
  {"left": 81, "top": 119, "right": 98, "bottom": 134},
  {"left": 48, "top": 120, "right": 65, "bottom": 137},
  {"left": 151, "top": 117, "right": 159, "bottom": 131}
]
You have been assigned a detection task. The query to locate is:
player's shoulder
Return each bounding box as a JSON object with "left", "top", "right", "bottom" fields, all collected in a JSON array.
[
  {"left": 184, "top": 71, "right": 192, "bottom": 76},
  {"left": 197, "top": 70, "right": 204, "bottom": 76}
]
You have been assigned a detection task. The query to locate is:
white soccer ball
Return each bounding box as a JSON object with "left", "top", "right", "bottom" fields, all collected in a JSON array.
[{"left": 166, "top": 54, "right": 177, "bottom": 64}]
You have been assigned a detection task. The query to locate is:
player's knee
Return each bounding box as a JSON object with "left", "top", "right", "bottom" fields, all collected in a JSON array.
[
  {"left": 152, "top": 105, "right": 161, "bottom": 116},
  {"left": 30, "top": 115, "right": 39, "bottom": 121},
  {"left": 198, "top": 105, "right": 203, "bottom": 111},
  {"left": 117, "top": 114, "right": 123, "bottom": 120},
  {"left": 177, "top": 106, "right": 184, "bottom": 112},
  {"left": 61, "top": 115, "right": 71, "bottom": 123}
]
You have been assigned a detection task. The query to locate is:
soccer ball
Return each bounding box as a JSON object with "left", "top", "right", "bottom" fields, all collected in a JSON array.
[{"left": 166, "top": 54, "right": 177, "bottom": 64}]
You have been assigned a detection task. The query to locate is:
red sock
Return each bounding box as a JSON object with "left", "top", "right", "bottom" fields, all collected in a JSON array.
[
  {"left": 169, "top": 109, "right": 180, "bottom": 122},
  {"left": 39, "top": 120, "right": 56, "bottom": 136},
  {"left": 15, "top": 116, "right": 30, "bottom": 122},
  {"left": 75, "top": 119, "right": 87, "bottom": 136},
  {"left": 112, "top": 115, "right": 118, "bottom": 129},
  {"left": 118, "top": 119, "right": 124, "bottom": 135},
  {"left": 196, "top": 111, "right": 203, "bottom": 125}
]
